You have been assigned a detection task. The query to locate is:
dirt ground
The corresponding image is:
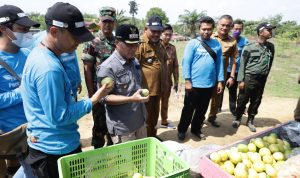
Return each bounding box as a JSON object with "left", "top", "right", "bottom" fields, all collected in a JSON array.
[{"left": 78, "top": 88, "right": 298, "bottom": 150}]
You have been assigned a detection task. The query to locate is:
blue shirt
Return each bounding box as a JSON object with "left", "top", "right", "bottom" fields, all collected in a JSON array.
[
  {"left": 60, "top": 52, "right": 81, "bottom": 98},
  {"left": 21, "top": 46, "right": 92, "bottom": 155},
  {"left": 227, "top": 36, "right": 248, "bottom": 73},
  {"left": 32, "top": 31, "right": 81, "bottom": 98},
  {"left": 182, "top": 37, "right": 224, "bottom": 88},
  {"left": 0, "top": 49, "right": 29, "bottom": 132}
]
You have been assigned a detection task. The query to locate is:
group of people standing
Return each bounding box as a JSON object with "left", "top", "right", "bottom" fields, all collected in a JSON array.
[
  {"left": 0, "top": 2, "right": 277, "bottom": 178},
  {"left": 178, "top": 15, "right": 275, "bottom": 141}
]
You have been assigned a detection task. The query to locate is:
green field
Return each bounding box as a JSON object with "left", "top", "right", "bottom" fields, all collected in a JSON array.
[{"left": 77, "top": 39, "right": 300, "bottom": 99}]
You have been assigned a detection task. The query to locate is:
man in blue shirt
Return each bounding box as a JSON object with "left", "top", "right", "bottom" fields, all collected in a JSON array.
[
  {"left": 0, "top": 4, "right": 40, "bottom": 177},
  {"left": 223, "top": 19, "right": 248, "bottom": 116},
  {"left": 177, "top": 16, "right": 224, "bottom": 141},
  {"left": 20, "top": 3, "right": 110, "bottom": 178},
  {"left": 32, "top": 30, "right": 82, "bottom": 100}
]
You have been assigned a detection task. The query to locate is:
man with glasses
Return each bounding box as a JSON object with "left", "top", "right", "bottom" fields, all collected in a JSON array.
[
  {"left": 207, "top": 15, "right": 238, "bottom": 127},
  {"left": 136, "top": 16, "right": 168, "bottom": 137},
  {"left": 97, "top": 24, "right": 149, "bottom": 144},
  {"left": 82, "top": 6, "right": 116, "bottom": 148},
  {"left": 233, "top": 22, "right": 276, "bottom": 132},
  {"left": 21, "top": 3, "right": 110, "bottom": 177}
]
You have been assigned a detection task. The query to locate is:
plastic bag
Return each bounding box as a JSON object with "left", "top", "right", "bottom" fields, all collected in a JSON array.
[
  {"left": 277, "top": 154, "right": 300, "bottom": 178},
  {"left": 162, "top": 141, "right": 221, "bottom": 178},
  {"left": 279, "top": 121, "right": 300, "bottom": 147}
]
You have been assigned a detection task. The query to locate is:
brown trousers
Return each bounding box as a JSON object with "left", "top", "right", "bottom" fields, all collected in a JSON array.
[
  {"left": 0, "top": 160, "right": 19, "bottom": 178},
  {"left": 160, "top": 87, "right": 171, "bottom": 123},
  {"left": 209, "top": 72, "right": 227, "bottom": 118},
  {"left": 145, "top": 95, "right": 160, "bottom": 137}
]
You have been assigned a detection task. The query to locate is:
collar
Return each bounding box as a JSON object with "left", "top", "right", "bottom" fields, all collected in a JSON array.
[
  {"left": 114, "top": 50, "right": 130, "bottom": 65},
  {"left": 97, "top": 30, "right": 115, "bottom": 41},
  {"left": 213, "top": 32, "right": 230, "bottom": 40},
  {"left": 140, "top": 33, "right": 150, "bottom": 43}
]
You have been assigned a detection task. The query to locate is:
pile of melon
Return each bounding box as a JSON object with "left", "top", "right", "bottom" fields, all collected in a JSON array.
[{"left": 209, "top": 133, "right": 296, "bottom": 178}]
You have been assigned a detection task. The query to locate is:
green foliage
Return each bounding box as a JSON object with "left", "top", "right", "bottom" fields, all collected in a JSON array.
[
  {"left": 116, "top": 10, "right": 130, "bottom": 25},
  {"left": 177, "top": 10, "right": 206, "bottom": 38},
  {"left": 83, "top": 13, "right": 98, "bottom": 24},
  {"left": 145, "top": 7, "right": 169, "bottom": 24},
  {"left": 26, "top": 12, "right": 46, "bottom": 30},
  {"left": 128, "top": 0, "right": 138, "bottom": 25},
  {"left": 242, "top": 14, "right": 300, "bottom": 40}
]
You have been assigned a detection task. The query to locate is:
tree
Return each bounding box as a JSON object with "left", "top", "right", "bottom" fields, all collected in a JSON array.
[
  {"left": 26, "top": 12, "right": 46, "bottom": 30},
  {"left": 116, "top": 9, "right": 130, "bottom": 25},
  {"left": 178, "top": 9, "right": 206, "bottom": 38},
  {"left": 83, "top": 13, "right": 98, "bottom": 23},
  {"left": 128, "top": 0, "right": 138, "bottom": 25},
  {"left": 146, "top": 7, "right": 169, "bottom": 24}
]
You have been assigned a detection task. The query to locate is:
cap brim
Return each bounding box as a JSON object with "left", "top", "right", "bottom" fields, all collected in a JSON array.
[
  {"left": 100, "top": 16, "right": 115, "bottom": 22},
  {"left": 15, "top": 17, "right": 40, "bottom": 28},
  {"left": 147, "top": 26, "right": 163, "bottom": 31},
  {"left": 266, "top": 25, "right": 276, "bottom": 29},
  {"left": 124, "top": 40, "right": 140, "bottom": 44},
  {"left": 69, "top": 27, "right": 95, "bottom": 43}
]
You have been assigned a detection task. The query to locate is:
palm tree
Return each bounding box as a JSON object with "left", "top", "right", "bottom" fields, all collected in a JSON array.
[
  {"left": 128, "top": 0, "right": 138, "bottom": 25},
  {"left": 178, "top": 10, "right": 206, "bottom": 38},
  {"left": 116, "top": 9, "right": 129, "bottom": 25}
]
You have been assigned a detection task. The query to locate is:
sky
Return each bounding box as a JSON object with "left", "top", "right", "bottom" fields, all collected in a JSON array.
[{"left": 1, "top": 0, "right": 300, "bottom": 24}]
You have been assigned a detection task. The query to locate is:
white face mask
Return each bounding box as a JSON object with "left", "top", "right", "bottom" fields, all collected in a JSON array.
[{"left": 12, "top": 32, "right": 34, "bottom": 48}]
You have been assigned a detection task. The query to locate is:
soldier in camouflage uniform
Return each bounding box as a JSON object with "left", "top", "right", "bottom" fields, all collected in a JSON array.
[
  {"left": 233, "top": 22, "right": 276, "bottom": 132},
  {"left": 82, "top": 7, "right": 116, "bottom": 148}
]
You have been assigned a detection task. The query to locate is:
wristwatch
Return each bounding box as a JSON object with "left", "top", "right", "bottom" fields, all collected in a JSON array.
[{"left": 229, "top": 76, "right": 235, "bottom": 80}]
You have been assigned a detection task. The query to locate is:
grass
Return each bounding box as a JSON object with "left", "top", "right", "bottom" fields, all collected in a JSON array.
[{"left": 76, "top": 38, "right": 300, "bottom": 99}]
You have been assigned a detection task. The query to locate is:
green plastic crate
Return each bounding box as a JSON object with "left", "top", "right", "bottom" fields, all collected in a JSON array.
[{"left": 58, "top": 138, "right": 190, "bottom": 178}]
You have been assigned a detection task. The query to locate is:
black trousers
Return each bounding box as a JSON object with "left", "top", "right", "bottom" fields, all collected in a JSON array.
[
  {"left": 219, "top": 72, "right": 238, "bottom": 112},
  {"left": 236, "top": 75, "right": 267, "bottom": 118},
  {"left": 26, "top": 146, "right": 81, "bottom": 178},
  {"left": 178, "top": 87, "right": 213, "bottom": 133},
  {"left": 92, "top": 103, "right": 112, "bottom": 148},
  {"left": 227, "top": 72, "right": 238, "bottom": 113}
]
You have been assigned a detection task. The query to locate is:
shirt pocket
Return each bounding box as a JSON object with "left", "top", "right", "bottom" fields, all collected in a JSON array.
[
  {"left": 115, "top": 69, "right": 130, "bottom": 95},
  {"left": 251, "top": 52, "right": 261, "bottom": 62},
  {"left": 143, "top": 50, "right": 156, "bottom": 64}
]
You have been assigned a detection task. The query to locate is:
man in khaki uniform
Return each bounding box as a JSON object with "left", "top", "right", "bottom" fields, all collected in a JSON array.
[
  {"left": 160, "top": 24, "right": 179, "bottom": 129},
  {"left": 135, "top": 16, "right": 168, "bottom": 137},
  {"left": 208, "top": 15, "right": 238, "bottom": 127}
]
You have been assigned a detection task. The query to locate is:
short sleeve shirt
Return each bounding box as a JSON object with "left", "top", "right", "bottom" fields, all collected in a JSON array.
[
  {"left": 212, "top": 33, "right": 238, "bottom": 71},
  {"left": 97, "top": 51, "right": 146, "bottom": 135},
  {"left": 135, "top": 34, "right": 168, "bottom": 96}
]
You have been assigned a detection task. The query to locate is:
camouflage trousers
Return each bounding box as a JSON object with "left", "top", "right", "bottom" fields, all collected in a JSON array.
[{"left": 92, "top": 103, "right": 112, "bottom": 148}]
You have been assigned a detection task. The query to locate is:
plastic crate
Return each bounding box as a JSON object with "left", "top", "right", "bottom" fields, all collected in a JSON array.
[
  {"left": 199, "top": 122, "right": 291, "bottom": 178},
  {"left": 58, "top": 137, "right": 190, "bottom": 178}
]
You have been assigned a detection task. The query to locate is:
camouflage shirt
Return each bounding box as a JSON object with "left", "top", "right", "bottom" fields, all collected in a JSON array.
[{"left": 82, "top": 30, "right": 115, "bottom": 84}]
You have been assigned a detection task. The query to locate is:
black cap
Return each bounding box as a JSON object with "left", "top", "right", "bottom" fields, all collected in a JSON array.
[
  {"left": 256, "top": 22, "right": 276, "bottom": 33},
  {"left": 115, "top": 24, "right": 140, "bottom": 44},
  {"left": 45, "top": 2, "right": 94, "bottom": 43},
  {"left": 0, "top": 5, "right": 40, "bottom": 27},
  {"left": 146, "top": 16, "right": 163, "bottom": 31}
]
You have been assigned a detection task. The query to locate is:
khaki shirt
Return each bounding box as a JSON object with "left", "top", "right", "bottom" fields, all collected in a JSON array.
[
  {"left": 135, "top": 34, "right": 168, "bottom": 96},
  {"left": 212, "top": 33, "right": 238, "bottom": 75},
  {"left": 163, "top": 43, "right": 179, "bottom": 87}
]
